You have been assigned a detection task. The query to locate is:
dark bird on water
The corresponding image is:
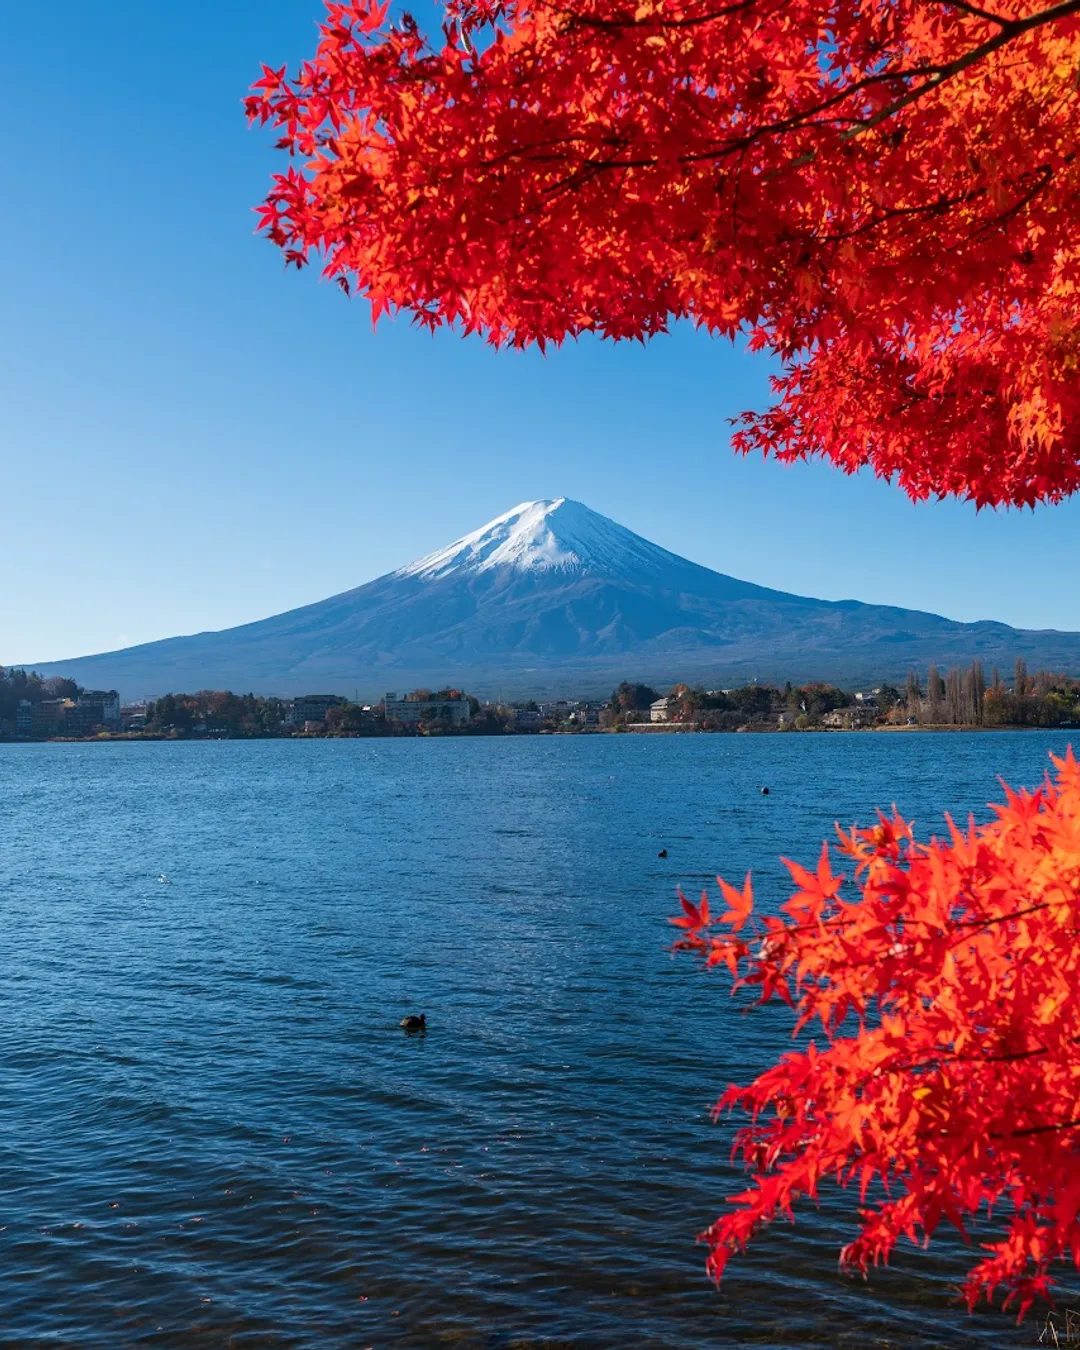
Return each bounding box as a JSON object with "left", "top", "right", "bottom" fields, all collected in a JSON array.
[
  {"left": 657, "top": 848, "right": 668, "bottom": 859},
  {"left": 760, "top": 787, "right": 770, "bottom": 796},
  {"left": 400, "top": 1014, "right": 426, "bottom": 1031}
]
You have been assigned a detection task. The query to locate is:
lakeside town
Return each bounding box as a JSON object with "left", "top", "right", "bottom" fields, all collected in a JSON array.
[{"left": 2, "top": 660, "right": 1077, "bottom": 740}]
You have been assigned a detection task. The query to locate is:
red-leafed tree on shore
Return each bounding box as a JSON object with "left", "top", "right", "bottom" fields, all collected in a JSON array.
[
  {"left": 248, "top": 0, "right": 1080, "bottom": 1317},
  {"left": 673, "top": 751, "right": 1080, "bottom": 1319},
  {"left": 248, "top": 0, "right": 1080, "bottom": 505}
]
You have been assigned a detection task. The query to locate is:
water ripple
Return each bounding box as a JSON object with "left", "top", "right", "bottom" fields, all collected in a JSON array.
[{"left": 0, "top": 733, "right": 1074, "bottom": 1346}]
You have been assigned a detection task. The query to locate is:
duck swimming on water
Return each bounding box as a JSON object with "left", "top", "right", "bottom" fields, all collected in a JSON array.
[
  {"left": 657, "top": 848, "right": 668, "bottom": 859},
  {"left": 400, "top": 1014, "right": 426, "bottom": 1031}
]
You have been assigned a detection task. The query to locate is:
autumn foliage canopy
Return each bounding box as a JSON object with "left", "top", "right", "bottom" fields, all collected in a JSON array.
[
  {"left": 673, "top": 750, "right": 1080, "bottom": 1317},
  {"left": 249, "top": 0, "right": 1080, "bottom": 505}
]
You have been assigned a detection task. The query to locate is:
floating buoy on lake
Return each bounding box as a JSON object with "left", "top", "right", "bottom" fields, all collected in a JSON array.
[
  {"left": 760, "top": 787, "right": 770, "bottom": 796},
  {"left": 400, "top": 1014, "right": 426, "bottom": 1032}
]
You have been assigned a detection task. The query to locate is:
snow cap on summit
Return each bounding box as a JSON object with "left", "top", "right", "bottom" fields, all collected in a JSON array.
[{"left": 395, "top": 498, "right": 679, "bottom": 581}]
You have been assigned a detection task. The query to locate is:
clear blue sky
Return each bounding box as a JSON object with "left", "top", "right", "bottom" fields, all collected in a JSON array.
[{"left": 3, "top": 2, "right": 1078, "bottom": 664}]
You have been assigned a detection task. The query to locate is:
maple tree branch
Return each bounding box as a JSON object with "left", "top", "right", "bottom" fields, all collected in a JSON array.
[
  {"left": 563, "top": 0, "right": 1080, "bottom": 194},
  {"left": 848, "top": 0, "right": 1080, "bottom": 137},
  {"left": 932, "top": 0, "right": 1015, "bottom": 26},
  {"left": 949, "top": 893, "right": 1075, "bottom": 939},
  {"left": 694, "top": 878, "right": 1076, "bottom": 955},
  {"left": 551, "top": 0, "right": 765, "bottom": 29},
  {"left": 806, "top": 153, "right": 1058, "bottom": 253},
  {"left": 965, "top": 159, "right": 1064, "bottom": 242},
  {"left": 550, "top": 0, "right": 1014, "bottom": 33},
  {"left": 944, "top": 1040, "right": 1055, "bottom": 1063},
  {"left": 401, "top": 0, "right": 1075, "bottom": 196},
  {"left": 536, "top": 0, "right": 1080, "bottom": 179},
  {"left": 810, "top": 188, "right": 983, "bottom": 243},
  {"left": 346, "top": 0, "right": 1080, "bottom": 243},
  {"left": 991, "top": 1115, "right": 1080, "bottom": 1139},
  {"left": 885, "top": 1031, "right": 1080, "bottom": 1076}
]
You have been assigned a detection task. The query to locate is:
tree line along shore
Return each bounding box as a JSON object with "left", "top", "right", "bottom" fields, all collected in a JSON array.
[{"left": 2, "top": 660, "right": 1077, "bottom": 741}]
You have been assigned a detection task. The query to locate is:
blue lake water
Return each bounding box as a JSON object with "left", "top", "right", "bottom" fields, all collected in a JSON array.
[{"left": 0, "top": 731, "right": 1075, "bottom": 1347}]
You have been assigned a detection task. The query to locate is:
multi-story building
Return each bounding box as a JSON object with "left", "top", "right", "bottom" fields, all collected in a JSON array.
[
  {"left": 66, "top": 703, "right": 103, "bottom": 735},
  {"left": 383, "top": 692, "right": 472, "bottom": 727},
  {"left": 80, "top": 690, "right": 121, "bottom": 729},
  {"left": 67, "top": 690, "right": 121, "bottom": 734},
  {"left": 32, "top": 699, "right": 74, "bottom": 735},
  {"left": 287, "top": 694, "right": 348, "bottom": 726}
]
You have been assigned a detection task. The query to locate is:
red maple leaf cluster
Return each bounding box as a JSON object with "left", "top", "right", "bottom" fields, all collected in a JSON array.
[
  {"left": 248, "top": 0, "right": 1080, "bottom": 504},
  {"left": 673, "top": 749, "right": 1080, "bottom": 1319}
]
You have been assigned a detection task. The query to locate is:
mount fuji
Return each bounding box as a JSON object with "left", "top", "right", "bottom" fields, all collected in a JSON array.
[{"left": 29, "top": 498, "right": 1080, "bottom": 699}]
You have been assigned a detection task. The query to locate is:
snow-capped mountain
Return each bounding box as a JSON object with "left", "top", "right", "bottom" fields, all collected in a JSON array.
[
  {"left": 28, "top": 498, "right": 1080, "bottom": 698},
  {"left": 396, "top": 497, "right": 695, "bottom": 580}
]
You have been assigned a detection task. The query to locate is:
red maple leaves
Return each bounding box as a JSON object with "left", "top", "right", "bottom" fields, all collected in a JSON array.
[
  {"left": 672, "top": 750, "right": 1080, "bottom": 1319},
  {"left": 248, "top": 0, "right": 1080, "bottom": 504}
]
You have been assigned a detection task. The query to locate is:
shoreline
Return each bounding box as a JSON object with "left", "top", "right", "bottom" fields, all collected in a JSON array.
[{"left": 0, "top": 723, "right": 1068, "bottom": 745}]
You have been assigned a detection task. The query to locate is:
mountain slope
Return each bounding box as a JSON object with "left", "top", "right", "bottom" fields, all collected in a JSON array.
[{"left": 26, "top": 499, "right": 1080, "bottom": 698}]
